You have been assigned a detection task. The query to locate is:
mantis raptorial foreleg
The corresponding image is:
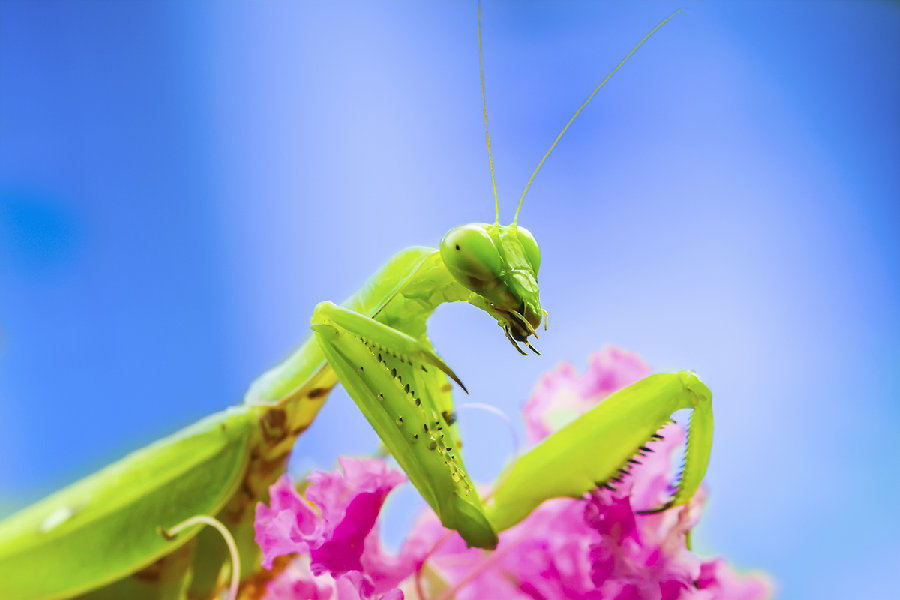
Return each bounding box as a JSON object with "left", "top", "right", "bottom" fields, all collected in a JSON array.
[
  {"left": 312, "top": 301, "right": 498, "bottom": 549},
  {"left": 486, "top": 371, "right": 714, "bottom": 532}
]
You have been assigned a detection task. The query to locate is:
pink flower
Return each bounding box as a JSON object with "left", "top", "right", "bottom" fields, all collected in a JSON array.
[
  {"left": 523, "top": 346, "right": 651, "bottom": 442},
  {"left": 694, "top": 559, "right": 772, "bottom": 600},
  {"left": 264, "top": 558, "right": 404, "bottom": 600},
  {"left": 399, "top": 348, "right": 771, "bottom": 599},
  {"left": 255, "top": 346, "right": 773, "bottom": 599},
  {"left": 263, "top": 556, "right": 334, "bottom": 600},
  {"left": 255, "top": 457, "right": 408, "bottom": 599},
  {"left": 404, "top": 425, "right": 769, "bottom": 599}
]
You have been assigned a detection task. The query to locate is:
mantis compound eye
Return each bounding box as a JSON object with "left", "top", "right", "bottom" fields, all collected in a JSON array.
[
  {"left": 440, "top": 224, "right": 504, "bottom": 283},
  {"left": 514, "top": 226, "right": 541, "bottom": 274}
]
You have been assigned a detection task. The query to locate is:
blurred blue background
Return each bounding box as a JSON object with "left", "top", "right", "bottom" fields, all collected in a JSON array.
[{"left": 1, "top": 1, "right": 897, "bottom": 597}]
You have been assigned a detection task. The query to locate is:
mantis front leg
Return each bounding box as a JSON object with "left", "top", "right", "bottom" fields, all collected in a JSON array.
[
  {"left": 308, "top": 303, "right": 714, "bottom": 548},
  {"left": 486, "top": 371, "right": 714, "bottom": 532},
  {"left": 311, "top": 301, "right": 499, "bottom": 550}
]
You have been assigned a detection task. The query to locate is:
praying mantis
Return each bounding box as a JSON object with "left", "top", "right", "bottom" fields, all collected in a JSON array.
[{"left": 0, "top": 6, "right": 712, "bottom": 600}]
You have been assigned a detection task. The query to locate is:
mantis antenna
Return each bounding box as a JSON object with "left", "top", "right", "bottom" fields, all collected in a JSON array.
[
  {"left": 512, "top": 8, "right": 685, "bottom": 225},
  {"left": 478, "top": 1, "right": 500, "bottom": 226}
]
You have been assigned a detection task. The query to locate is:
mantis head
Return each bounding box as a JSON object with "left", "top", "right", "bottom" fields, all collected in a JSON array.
[{"left": 440, "top": 223, "right": 544, "bottom": 353}]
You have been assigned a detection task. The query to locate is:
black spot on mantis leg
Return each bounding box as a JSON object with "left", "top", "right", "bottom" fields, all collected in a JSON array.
[
  {"left": 312, "top": 301, "right": 496, "bottom": 548},
  {"left": 442, "top": 410, "right": 458, "bottom": 426}
]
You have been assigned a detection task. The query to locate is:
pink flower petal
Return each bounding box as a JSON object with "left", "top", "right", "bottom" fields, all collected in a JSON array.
[
  {"left": 255, "top": 459, "right": 406, "bottom": 578},
  {"left": 257, "top": 347, "right": 771, "bottom": 600},
  {"left": 334, "top": 571, "right": 404, "bottom": 600},
  {"left": 311, "top": 490, "right": 394, "bottom": 575},
  {"left": 264, "top": 556, "right": 335, "bottom": 600},
  {"left": 255, "top": 475, "right": 319, "bottom": 569},
  {"left": 696, "top": 559, "right": 775, "bottom": 600}
]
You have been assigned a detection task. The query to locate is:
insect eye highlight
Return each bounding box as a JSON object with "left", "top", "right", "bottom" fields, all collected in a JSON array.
[{"left": 440, "top": 224, "right": 503, "bottom": 283}]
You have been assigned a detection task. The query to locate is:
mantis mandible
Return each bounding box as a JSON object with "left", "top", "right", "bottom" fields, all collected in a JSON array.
[{"left": 0, "top": 6, "right": 712, "bottom": 600}]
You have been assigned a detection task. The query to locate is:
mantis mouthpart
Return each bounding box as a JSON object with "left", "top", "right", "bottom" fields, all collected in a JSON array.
[{"left": 0, "top": 6, "right": 707, "bottom": 599}]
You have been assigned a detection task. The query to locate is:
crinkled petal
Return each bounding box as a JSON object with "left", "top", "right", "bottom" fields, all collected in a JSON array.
[
  {"left": 696, "top": 559, "right": 775, "bottom": 600},
  {"left": 585, "top": 487, "right": 639, "bottom": 545},
  {"left": 307, "top": 459, "right": 407, "bottom": 576},
  {"left": 255, "top": 475, "right": 319, "bottom": 569},
  {"left": 256, "top": 460, "right": 406, "bottom": 577},
  {"left": 311, "top": 490, "right": 392, "bottom": 575},
  {"left": 361, "top": 523, "right": 420, "bottom": 592},
  {"left": 334, "top": 571, "right": 403, "bottom": 600},
  {"left": 262, "top": 557, "right": 403, "bottom": 600},
  {"left": 265, "top": 556, "right": 335, "bottom": 600},
  {"left": 307, "top": 457, "right": 406, "bottom": 527}
]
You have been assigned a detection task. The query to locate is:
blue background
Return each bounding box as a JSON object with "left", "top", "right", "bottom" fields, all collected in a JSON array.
[{"left": 1, "top": 1, "right": 897, "bottom": 598}]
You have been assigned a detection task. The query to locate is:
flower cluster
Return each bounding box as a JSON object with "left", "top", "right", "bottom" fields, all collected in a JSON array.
[
  {"left": 255, "top": 459, "right": 407, "bottom": 599},
  {"left": 255, "top": 346, "right": 772, "bottom": 599}
]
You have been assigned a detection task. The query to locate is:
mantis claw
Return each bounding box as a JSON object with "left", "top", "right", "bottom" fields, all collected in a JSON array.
[{"left": 503, "top": 326, "right": 528, "bottom": 355}]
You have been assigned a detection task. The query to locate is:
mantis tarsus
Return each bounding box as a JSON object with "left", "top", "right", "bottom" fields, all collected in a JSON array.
[{"left": 0, "top": 6, "right": 712, "bottom": 600}]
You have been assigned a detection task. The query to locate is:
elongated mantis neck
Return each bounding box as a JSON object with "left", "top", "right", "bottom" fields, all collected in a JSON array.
[{"left": 245, "top": 248, "right": 471, "bottom": 407}]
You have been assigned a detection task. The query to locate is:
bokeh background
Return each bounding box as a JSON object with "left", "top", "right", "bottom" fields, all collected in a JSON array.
[{"left": 2, "top": 1, "right": 898, "bottom": 598}]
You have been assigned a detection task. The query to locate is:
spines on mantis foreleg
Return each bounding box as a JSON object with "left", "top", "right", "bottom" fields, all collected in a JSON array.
[
  {"left": 672, "top": 393, "right": 714, "bottom": 507},
  {"left": 485, "top": 371, "right": 713, "bottom": 533},
  {"left": 312, "top": 301, "right": 498, "bottom": 549}
]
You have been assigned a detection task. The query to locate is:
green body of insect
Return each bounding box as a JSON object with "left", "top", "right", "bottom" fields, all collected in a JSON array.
[
  {"left": 0, "top": 222, "right": 714, "bottom": 600},
  {"left": 0, "top": 7, "right": 709, "bottom": 599}
]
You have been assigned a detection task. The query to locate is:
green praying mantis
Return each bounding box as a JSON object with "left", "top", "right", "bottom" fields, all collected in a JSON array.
[{"left": 0, "top": 6, "right": 713, "bottom": 600}]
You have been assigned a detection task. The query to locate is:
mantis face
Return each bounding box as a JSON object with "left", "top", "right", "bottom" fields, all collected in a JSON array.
[{"left": 440, "top": 223, "right": 544, "bottom": 352}]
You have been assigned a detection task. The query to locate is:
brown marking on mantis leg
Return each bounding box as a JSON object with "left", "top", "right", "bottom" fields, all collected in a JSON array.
[
  {"left": 189, "top": 370, "right": 340, "bottom": 599},
  {"left": 260, "top": 408, "right": 288, "bottom": 444}
]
